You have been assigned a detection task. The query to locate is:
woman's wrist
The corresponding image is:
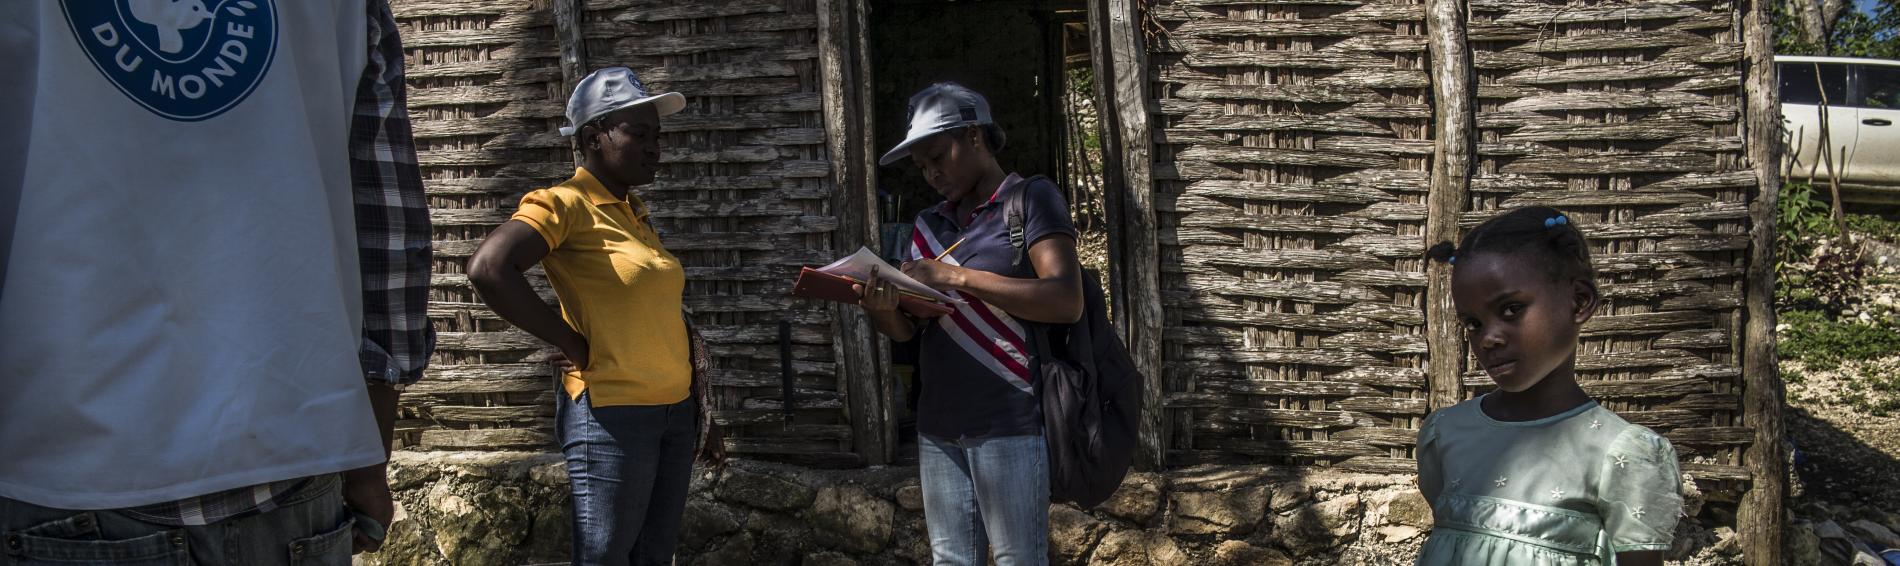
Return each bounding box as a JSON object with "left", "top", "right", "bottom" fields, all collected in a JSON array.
[{"left": 948, "top": 266, "right": 972, "bottom": 291}]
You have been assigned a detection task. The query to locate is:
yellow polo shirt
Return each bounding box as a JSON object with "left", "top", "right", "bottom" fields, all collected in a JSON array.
[{"left": 511, "top": 167, "right": 691, "bottom": 407}]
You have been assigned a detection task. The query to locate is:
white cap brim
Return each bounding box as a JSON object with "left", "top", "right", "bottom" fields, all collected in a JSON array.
[
  {"left": 560, "top": 92, "right": 687, "bottom": 136},
  {"left": 878, "top": 126, "right": 958, "bottom": 166}
]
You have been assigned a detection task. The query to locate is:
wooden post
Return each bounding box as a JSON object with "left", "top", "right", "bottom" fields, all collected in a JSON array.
[
  {"left": 1423, "top": 0, "right": 1473, "bottom": 412},
  {"left": 551, "top": 0, "right": 587, "bottom": 87},
  {"left": 1087, "top": 0, "right": 1129, "bottom": 351},
  {"left": 1738, "top": 0, "right": 1786, "bottom": 561},
  {"left": 551, "top": 0, "right": 588, "bottom": 161},
  {"left": 818, "top": 0, "right": 892, "bottom": 465},
  {"left": 851, "top": 0, "right": 893, "bottom": 465},
  {"left": 1096, "top": 0, "right": 1166, "bottom": 470}
]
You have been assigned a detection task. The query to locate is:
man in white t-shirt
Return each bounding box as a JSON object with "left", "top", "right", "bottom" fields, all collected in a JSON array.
[{"left": 0, "top": 1, "right": 434, "bottom": 564}]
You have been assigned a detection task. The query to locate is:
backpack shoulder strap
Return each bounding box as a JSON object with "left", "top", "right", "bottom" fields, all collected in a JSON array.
[{"left": 1005, "top": 175, "right": 1053, "bottom": 268}]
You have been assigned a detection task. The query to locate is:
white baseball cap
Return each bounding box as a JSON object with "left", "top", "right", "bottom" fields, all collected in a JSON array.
[
  {"left": 559, "top": 67, "right": 685, "bottom": 136},
  {"left": 879, "top": 82, "right": 999, "bottom": 166}
]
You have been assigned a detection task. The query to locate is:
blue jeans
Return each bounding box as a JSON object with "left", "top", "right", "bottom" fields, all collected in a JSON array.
[
  {"left": 0, "top": 474, "right": 353, "bottom": 566},
  {"left": 918, "top": 434, "right": 1050, "bottom": 566},
  {"left": 557, "top": 391, "right": 695, "bottom": 566}
]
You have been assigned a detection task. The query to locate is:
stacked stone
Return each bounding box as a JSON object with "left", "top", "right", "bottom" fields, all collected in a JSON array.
[
  {"left": 360, "top": 454, "right": 1760, "bottom": 565},
  {"left": 673, "top": 463, "right": 1441, "bottom": 566},
  {"left": 360, "top": 454, "right": 1494, "bottom": 565},
  {"left": 1785, "top": 504, "right": 1900, "bottom": 566}
]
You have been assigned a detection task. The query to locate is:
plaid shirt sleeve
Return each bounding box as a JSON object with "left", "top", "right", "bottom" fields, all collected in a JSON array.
[{"left": 352, "top": 0, "right": 434, "bottom": 386}]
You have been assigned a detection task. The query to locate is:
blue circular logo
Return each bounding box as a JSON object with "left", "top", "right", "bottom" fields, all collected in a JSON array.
[{"left": 60, "top": 0, "right": 278, "bottom": 122}]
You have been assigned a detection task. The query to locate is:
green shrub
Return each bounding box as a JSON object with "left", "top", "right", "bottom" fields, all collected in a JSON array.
[
  {"left": 1774, "top": 183, "right": 1900, "bottom": 414},
  {"left": 1778, "top": 310, "right": 1900, "bottom": 371},
  {"left": 1776, "top": 240, "right": 1871, "bottom": 315},
  {"left": 1779, "top": 183, "right": 1836, "bottom": 236},
  {"left": 1776, "top": 181, "right": 1900, "bottom": 242},
  {"left": 1774, "top": 183, "right": 1878, "bottom": 315},
  {"left": 1845, "top": 213, "right": 1900, "bottom": 241}
]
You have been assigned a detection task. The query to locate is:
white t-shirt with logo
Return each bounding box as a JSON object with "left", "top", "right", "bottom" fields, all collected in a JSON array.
[{"left": 0, "top": 0, "right": 384, "bottom": 509}]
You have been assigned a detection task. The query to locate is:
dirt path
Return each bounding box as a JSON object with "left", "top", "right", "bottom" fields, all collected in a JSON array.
[{"left": 1786, "top": 359, "right": 1900, "bottom": 510}]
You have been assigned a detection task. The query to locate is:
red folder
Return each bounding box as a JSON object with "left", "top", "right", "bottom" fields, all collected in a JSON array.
[{"left": 792, "top": 267, "right": 954, "bottom": 317}]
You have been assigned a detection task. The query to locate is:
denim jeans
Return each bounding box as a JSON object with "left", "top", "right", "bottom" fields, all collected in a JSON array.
[
  {"left": 557, "top": 390, "right": 696, "bottom": 566},
  {"left": 918, "top": 433, "right": 1050, "bottom": 566},
  {"left": 0, "top": 474, "right": 353, "bottom": 566}
]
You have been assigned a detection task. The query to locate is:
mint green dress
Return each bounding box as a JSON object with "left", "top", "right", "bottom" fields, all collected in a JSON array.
[{"left": 1415, "top": 397, "right": 1683, "bottom": 565}]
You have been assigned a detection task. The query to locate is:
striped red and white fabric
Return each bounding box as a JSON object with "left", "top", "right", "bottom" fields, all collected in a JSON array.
[{"left": 909, "top": 216, "right": 1035, "bottom": 393}]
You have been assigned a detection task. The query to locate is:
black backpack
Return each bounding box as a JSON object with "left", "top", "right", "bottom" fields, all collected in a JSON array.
[{"left": 1003, "top": 176, "right": 1144, "bottom": 509}]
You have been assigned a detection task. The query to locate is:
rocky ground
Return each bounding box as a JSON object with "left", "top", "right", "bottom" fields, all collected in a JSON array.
[
  {"left": 1779, "top": 230, "right": 1900, "bottom": 564},
  {"left": 357, "top": 452, "right": 1762, "bottom": 566},
  {"left": 1786, "top": 358, "right": 1900, "bottom": 510},
  {"left": 359, "top": 454, "right": 1444, "bottom": 566}
]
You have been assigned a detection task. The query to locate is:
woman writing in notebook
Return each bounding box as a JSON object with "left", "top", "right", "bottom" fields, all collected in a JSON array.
[{"left": 853, "top": 83, "right": 1083, "bottom": 566}]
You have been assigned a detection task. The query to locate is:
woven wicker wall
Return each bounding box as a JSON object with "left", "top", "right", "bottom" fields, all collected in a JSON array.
[
  {"left": 1146, "top": 0, "right": 1436, "bottom": 474},
  {"left": 396, "top": 0, "right": 862, "bottom": 466},
  {"left": 1147, "top": 0, "right": 1757, "bottom": 482},
  {"left": 1463, "top": 0, "right": 1753, "bottom": 483},
  {"left": 391, "top": 0, "right": 1759, "bottom": 484}
]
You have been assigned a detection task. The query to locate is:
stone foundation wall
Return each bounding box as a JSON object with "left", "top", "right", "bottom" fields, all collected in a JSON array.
[{"left": 359, "top": 452, "right": 1741, "bottom": 565}]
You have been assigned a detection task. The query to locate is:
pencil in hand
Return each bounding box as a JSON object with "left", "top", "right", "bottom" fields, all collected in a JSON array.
[{"left": 936, "top": 237, "right": 967, "bottom": 263}]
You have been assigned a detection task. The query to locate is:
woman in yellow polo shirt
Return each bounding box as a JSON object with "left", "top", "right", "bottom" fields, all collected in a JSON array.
[{"left": 466, "top": 67, "right": 694, "bottom": 566}]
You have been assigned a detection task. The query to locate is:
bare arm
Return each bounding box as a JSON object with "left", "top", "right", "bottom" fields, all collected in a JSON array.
[
  {"left": 904, "top": 235, "right": 1084, "bottom": 324},
  {"left": 339, "top": 382, "right": 401, "bottom": 553},
  {"left": 864, "top": 304, "right": 920, "bottom": 342},
  {"left": 343, "top": 0, "right": 431, "bottom": 553},
  {"left": 466, "top": 221, "right": 588, "bottom": 365}
]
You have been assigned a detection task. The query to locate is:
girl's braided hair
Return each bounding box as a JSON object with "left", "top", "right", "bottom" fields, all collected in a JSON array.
[{"left": 1426, "top": 206, "right": 1597, "bottom": 287}]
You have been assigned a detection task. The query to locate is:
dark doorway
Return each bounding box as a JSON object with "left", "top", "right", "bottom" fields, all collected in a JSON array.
[
  {"left": 867, "top": 0, "right": 1108, "bottom": 463},
  {"left": 870, "top": 0, "right": 1078, "bottom": 220}
]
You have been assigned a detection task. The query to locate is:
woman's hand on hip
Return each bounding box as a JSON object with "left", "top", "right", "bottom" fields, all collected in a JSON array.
[{"left": 551, "top": 331, "right": 589, "bottom": 373}]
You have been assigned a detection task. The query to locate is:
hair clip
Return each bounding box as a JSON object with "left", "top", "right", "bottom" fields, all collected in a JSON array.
[{"left": 1544, "top": 215, "right": 1569, "bottom": 228}]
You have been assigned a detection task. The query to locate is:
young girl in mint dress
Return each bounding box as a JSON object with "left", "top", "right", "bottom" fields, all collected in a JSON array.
[{"left": 1417, "top": 206, "right": 1683, "bottom": 566}]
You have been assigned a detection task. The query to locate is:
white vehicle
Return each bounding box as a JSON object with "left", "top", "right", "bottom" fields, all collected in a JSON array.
[{"left": 1778, "top": 55, "right": 1900, "bottom": 202}]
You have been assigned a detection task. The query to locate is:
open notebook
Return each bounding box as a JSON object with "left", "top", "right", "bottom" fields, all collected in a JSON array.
[{"left": 791, "top": 247, "right": 957, "bottom": 316}]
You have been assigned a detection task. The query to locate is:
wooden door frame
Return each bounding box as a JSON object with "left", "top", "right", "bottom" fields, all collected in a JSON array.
[
  {"left": 820, "top": 0, "right": 895, "bottom": 466},
  {"left": 820, "top": 0, "right": 1168, "bottom": 470},
  {"left": 1087, "top": 0, "right": 1167, "bottom": 470}
]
